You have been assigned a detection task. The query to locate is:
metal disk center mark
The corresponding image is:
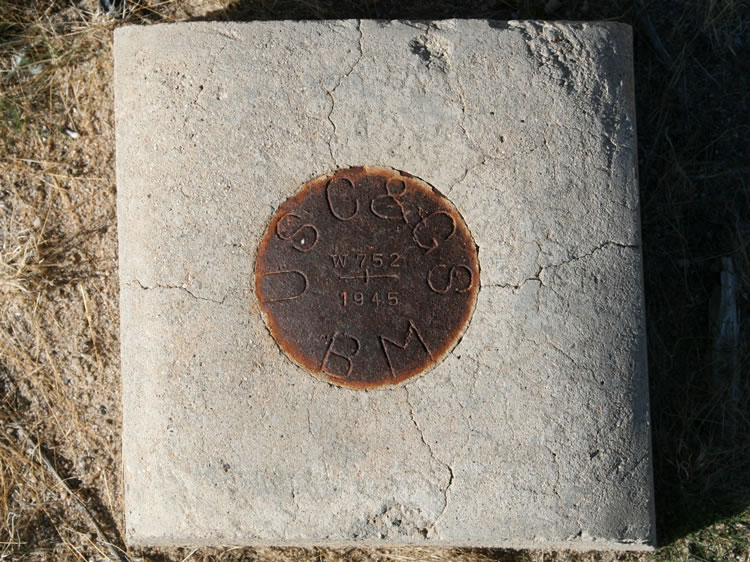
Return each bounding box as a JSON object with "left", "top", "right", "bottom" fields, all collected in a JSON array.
[{"left": 254, "top": 166, "right": 479, "bottom": 390}]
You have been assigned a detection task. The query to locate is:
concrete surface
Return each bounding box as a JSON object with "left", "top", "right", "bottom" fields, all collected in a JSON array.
[{"left": 115, "top": 19, "right": 655, "bottom": 549}]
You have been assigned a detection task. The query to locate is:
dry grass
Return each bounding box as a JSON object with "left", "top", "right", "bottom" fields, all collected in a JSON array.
[
  {"left": 0, "top": 0, "right": 748, "bottom": 560},
  {"left": 1, "top": 1, "right": 126, "bottom": 559},
  {"left": 634, "top": 0, "right": 750, "bottom": 553}
]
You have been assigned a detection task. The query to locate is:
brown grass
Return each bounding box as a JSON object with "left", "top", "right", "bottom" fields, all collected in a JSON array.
[
  {"left": 1, "top": 1, "right": 125, "bottom": 559},
  {"left": 0, "top": 0, "right": 748, "bottom": 560}
]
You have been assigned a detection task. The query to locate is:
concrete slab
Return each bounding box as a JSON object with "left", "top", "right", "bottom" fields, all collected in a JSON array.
[{"left": 115, "top": 19, "right": 655, "bottom": 550}]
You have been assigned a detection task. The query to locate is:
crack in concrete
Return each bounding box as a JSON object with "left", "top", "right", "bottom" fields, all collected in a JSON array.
[
  {"left": 488, "top": 275, "right": 544, "bottom": 292},
  {"left": 445, "top": 153, "right": 505, "bottom": 196},
  {"left": 190, "top": 45, "right": 229, "bottom": 110},
  {"left": 457, "top": 143, "right": 540, "bottom": 189},
  {"left": 487, "top": 240, "right": 639, "bottom": 292},
  {"left": 132, "top": 279, "right": 226, "bottom": 305},
  {"left": 284, "top": 482, "right": 301, "bottom": 540},
  {"left": 453, "top": 353, "right": 522, "bottom": 440},
  {"left": 452, "top": 73, "right": 483, "bottom": 161},
  {"left": 546, "top": 445, "right": 563, "bottom": 503},
  {"left": 545, "top": 240, "right": 639, "bottom": 270},
  {"left": 445, "top": 369, "right": 473, "bottom": 451},
  {"left": 325, "top": 20, "right": 364, "bottom": 168},
  {"left": 403, "top": 386, "right": 454, "bottom": 538},
  {"left": 306, "top": 386, "right": 317, "bottom": 438},
  {"left": 542, "top": 339, "right": 604, "bottom": 388}
]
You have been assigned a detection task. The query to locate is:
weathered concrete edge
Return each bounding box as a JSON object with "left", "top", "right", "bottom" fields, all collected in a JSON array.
[
  {"left": 112, "top": 18, "right": 634, "bottom": 37},
  {"left": 113, "top": 20, "right": 135, "bottom": 539},
  {"left": 126, "top": 537, "right": 654, "bottom": 552},
  {"left": 619, "top": 18, "right": 658, "bottom": 547}
]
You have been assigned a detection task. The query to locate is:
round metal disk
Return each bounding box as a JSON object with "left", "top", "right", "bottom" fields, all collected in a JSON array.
[{"left": 254, "top": 166, "right": 480, "bottom": 390}]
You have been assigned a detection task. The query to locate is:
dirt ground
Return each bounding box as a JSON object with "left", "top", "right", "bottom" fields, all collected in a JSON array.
[{"left": 0, "top": 0, "right": 748, "bottom": 561}]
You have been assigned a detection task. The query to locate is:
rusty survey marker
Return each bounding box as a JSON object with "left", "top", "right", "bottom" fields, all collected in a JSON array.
[{"left": 254, "top": 166, "right": 480, "bottom": 390}]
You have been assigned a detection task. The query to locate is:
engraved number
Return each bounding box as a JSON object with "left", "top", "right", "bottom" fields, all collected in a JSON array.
[
  {"left": 340, "top": 291, "right": 399, "bottom": 307},
  {"left": 343, "top": 252, "right": 400, "bottom": 269}
]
